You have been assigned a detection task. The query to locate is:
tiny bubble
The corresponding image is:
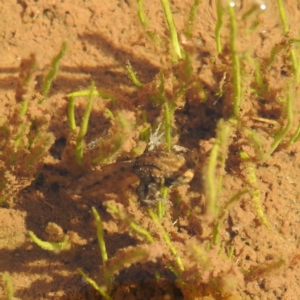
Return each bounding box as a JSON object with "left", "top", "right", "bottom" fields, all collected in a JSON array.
[{"left": 260, "top": 4, "right": 266, "bottom": 10}]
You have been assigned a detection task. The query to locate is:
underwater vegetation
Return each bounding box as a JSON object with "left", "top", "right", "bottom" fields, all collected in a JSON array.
[{"left": 2, "top": 0, "right": 300, "bottom": 299}]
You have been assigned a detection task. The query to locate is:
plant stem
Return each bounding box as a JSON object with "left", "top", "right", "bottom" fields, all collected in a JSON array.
[
  {"left": 92, "top": 207, "right": 108, "bottom": 264},
  {"left": 75, "top": 81, "right": 95, "bottom": 164},
  {"left": 160, "top": 0, "right": 182, "bottom": 59},
  {"left": 137, "top": 0, "right": 148, "bottom": 28},
  {"left": 67, "top": 95, "right": 76, "bottom": 131},
  {"left": 240, "top": 151, "right": 270, "bottom": 229},
  {"left": 106, "top": 203, "right": 154, "bottom": 242},
  {"left": 276, "top": 0, "right": 289, "bottom": 35},
  {"left": 228, "top": 3, "right": 242, "bottom": 117},
  {"left": 2, "top": 272, "right": 14, "bottom": 300},
  {"left": 185, "top": 0, "right": 200, "bottom": 38},
  {"left": 41, "top": 42, "right": 67, "bottom": 101},
  {"left": 77, "top": 268, "right": 112, "bottom": 300},
  {"left": 215, "top": 0, "right": 223, "bottom": 53},
  {"left": 264, "top": 90, "right": 293, "bottom": 160},
  {"left": 126, "top": 61, "right": 143, "bottom": 88},
  {"left": 164, "top": 101, "right": 171, "bottom": 151},
  {"left": 148, "top": 209, "right": 184, "bottom": 271},
  {"left": 67, "top": 89, "right": 116, "bottom": 103}
]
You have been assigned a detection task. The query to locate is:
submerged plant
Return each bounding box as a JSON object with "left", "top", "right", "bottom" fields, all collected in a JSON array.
[
  {"left": 0, "top": 42, "right": 67, "bottom": 205},
  {"left": 1, "top": 272, "right": 14, "bottom": 300},
  {"left": 26, "top": 0, "right": 300, "bottom": 299}
]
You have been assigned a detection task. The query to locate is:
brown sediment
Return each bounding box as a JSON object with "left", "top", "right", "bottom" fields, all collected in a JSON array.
[{"left": 0, "top": 1, "right": 300, "bottom": 299}]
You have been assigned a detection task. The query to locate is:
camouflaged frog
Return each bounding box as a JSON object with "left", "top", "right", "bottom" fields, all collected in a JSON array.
[{"left": 67, "top": 144, "right": 195, "bottom": 204}]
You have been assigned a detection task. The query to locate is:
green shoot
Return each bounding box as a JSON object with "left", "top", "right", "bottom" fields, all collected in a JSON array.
[
  {"left": 228, "top": 3, "right": 242, "bottom": 117},
  {"left": 276, "top": 0, "right": 300, "bottom": 82},
  {"left": 19, "top": 99, "right": 29, "bottom": 116},
  {"left": 159, "top": 0, "right": 182, "bottom": 60},
  {"left": 253, "top": 61, "right": 267, "bottom": 94},
  {"left": 28, "top": 231, "right": 71, "bottom": 252},
  {"left": 268, "top": 39, "right": 300, "bottom": 82},
  {"left": 147, "top": 209, "right": 184, "bottom": 271},
  {"left": 268, "top": 39, "right": 299, "bottom": 65},
  {"left": 276, "top": 0, "right": 289, "bottom": 35},
  {"left": 0, "top": 50, "right": 57, "bottom": 205},
  {"left": 244, "top": 258, "right": 285, "bottom": 281},
  {"left": 13, "top": 56, "right": 37, "bottom": 149},
  {"left": 244, "top": 128, "right": 264, "bottom": 160},
  {"left": 77, "top": 208, "right": 112, "bottom": 299},
  {"left": 13, "top": 123, "right": 27, "bottom": 149},
  {"left": 137, "top": 0, "right": 148, "bottom": 28},
  {"left": 167, "top": 263, "right": 180, "bottom": 279},
  {"left": 75, "top": 81, "right": 95, "bottom": 165},
  {"left": 287, "top": 122, "right": 300, "bottom": 146},
  {"left": 203, "top": 119, "right": 231, "bottom": 218},
  {"left": 16, "top": 54, "right": 37, "bottom": 115},
  {"left": 78, "top": 210, "right": 162, "bottom": 299},
  {"left": 77, "top": 268, "right": 112, "bottom": 300},
  {"left": 183, "top": 52, "right": 193, "bottom": 82},
  {"left": 240, "top": 151, "right": 270, "bottom": 229},
  {"left": 92, "top": 111, "right": 134, "bottom": 165},
  {"left": 157, "top": 199, "right": 164, "bottom": 220},
  {"left": 164, "top": 101, "right": 172, "bottom": 151},
  {"left": 213, "top": 190, "right": 248, "bottom": 245},
  {"left": 155, "top": 100, "right": 173, "bottom": 218},
  {"left": 139, "top": 118, "right": 151, "bottom": 144},
  {"left": 215, "top": 0, "right": 223, "bottom": 53},
  {"left": 245, "top": 55, "right": 267, "bottom": 95},
  {"left": 91, "top": 207, "right": 113, "bottom": 292},
  {"left": 216, "top": 120, "right": 231, "bottom": 192},
  {"left": 67, "top": 89, "right": 114, "bottom": 132},
  {"left": 263, "top": 88, "right": 293, "bottom": 160},
  {"left": 125, "top": 61, "right": 143, "bottom": 88},
  {"left": 227, "top": 246, "right": 234, "bottom": 260},
  {"left": 136, "top": 0, "right": 159, "bottom": 44},
  {"left": 188, "top": 242, "right": 209, "bottom": 268},
  {"left": 27, "top": 135, "right": 55, "bottom": 169},
  {"left": 157, "top": 185, "right": 168, "bottom": 219},
  {"left": 203, "top": 135, "right": 218, "bottom": 217},
  {"left": 106, "top": 203, "right": 154, "bottom": 243},
  {"left": 2, "top": 272, "right": 14, "bottom": 300},
  {"left": 92, "top": 207, "right": 108, "bottom": 265},
  {"left": 105, "top": 108, "right": 114, "bottom": 120},
  {"left": 268, "top": 44, "right": 281, "bottom": 68},
  {"left": 104, "top": 244, "right": 163, "bottom": 276},
  {"left": 41, "top": 42, "right": 67, "bottom": 102},
  {"left": 185, "top": 0, "right": 201, "bottom": 38},
  {"left": 151, "top": 70, "right": 166, "bottom": 105},
  {"left": 67, "top": 95, "right": 76, "bottom": 131},
  {"left": 241, "top": 2, "right": 265, "bottom": 22},
  {"left": 151, "top": 71, "right": 172, "bottom": 152},
  {"left": 291, "top": 46, "right": 300, "bottom": 84},
  {"left": 67, "top": 89, "right": 116, "bottom": 103}
]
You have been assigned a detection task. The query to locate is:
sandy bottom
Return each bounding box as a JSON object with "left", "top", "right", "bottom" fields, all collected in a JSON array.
[{"left": 0, "top": 1, "right": 300, "bottom": 299}]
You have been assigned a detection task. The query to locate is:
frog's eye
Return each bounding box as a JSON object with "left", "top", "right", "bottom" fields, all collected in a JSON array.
[
  {"left": 165, "top": 169, "right": 194, "bottom": 187},
  {"left": 179, "top": 169, "right": 194, "bottom": 184}
]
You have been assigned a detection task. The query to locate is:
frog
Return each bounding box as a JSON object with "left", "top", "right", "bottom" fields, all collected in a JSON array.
[
  {"left": 132, "top": 145, "right": 195, "bottom": 203},
  {"left": 66, "top": 143, "right": 195, "bottom": 205},
  {"left": 67, "top": 122, "right": 195, "bottom": 204}
]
